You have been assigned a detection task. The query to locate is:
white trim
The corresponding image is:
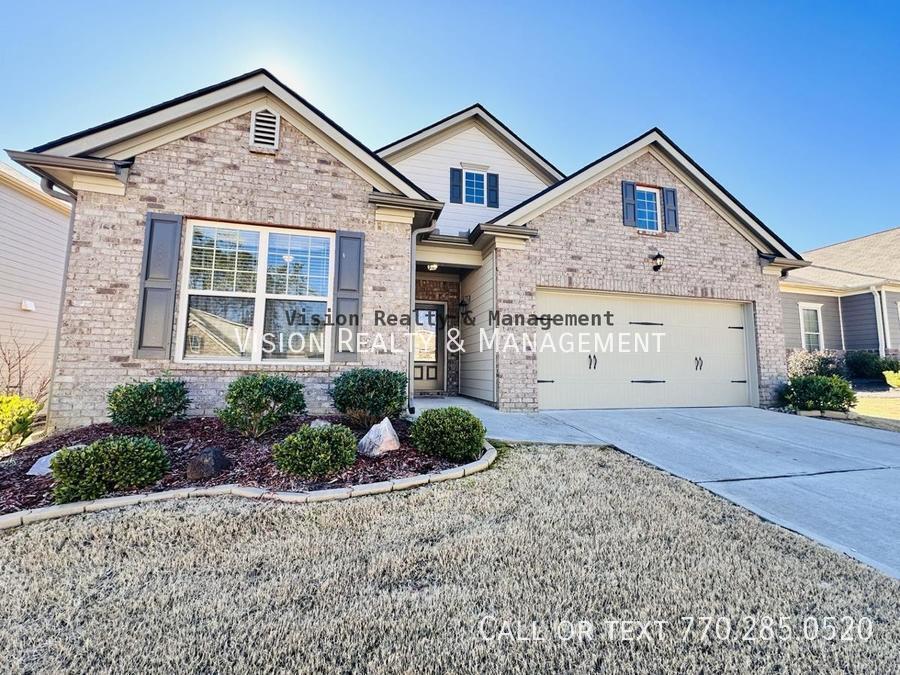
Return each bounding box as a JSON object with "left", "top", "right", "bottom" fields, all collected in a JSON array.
[
  {"left": 250, "top": 108, "right": 280, "bottom": 149},
  {"left": 837, "top": 296, "right": 846, "bottom": 350},
  {"left": 463, "top": 169, "right": 487, "bottom": 206},
  {"left": 174, "top": 219, "right": 335, "bottom": 366},
  {"left": 871, "top": 288, "right": 886, "bottom": 357},
  {"left": 881, "top": 290, "right": 892, "bottom": 350},
  {"left": 634, "top": 185, "right": 662, "bottom": 232},
  {"left": 798, "top": 301, "right": 824, "bottom": 351}
]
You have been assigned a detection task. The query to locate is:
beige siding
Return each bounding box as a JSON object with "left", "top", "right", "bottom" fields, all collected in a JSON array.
[
  {"left": 0, "top": 181, "right": 69, "bottom": 396},
  {"left": 459, "top": 251, "right": 495, "bottom": 402},
  {"left": 391, "top": 126, "right": 548, "bottom": 237}
]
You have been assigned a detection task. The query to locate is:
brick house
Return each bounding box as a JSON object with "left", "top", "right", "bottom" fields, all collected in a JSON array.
[{"left": 9, "top": 69, "right": 806, "bottom": 429}]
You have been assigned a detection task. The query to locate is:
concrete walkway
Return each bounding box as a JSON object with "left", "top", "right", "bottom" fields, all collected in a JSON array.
[{"left": 415, "top": 398, "right": 900, "bottom": 577}]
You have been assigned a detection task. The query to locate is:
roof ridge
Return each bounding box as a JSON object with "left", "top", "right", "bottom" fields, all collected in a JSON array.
[{"left": 804, "top": 225, "right": 900, "bottom": 254}]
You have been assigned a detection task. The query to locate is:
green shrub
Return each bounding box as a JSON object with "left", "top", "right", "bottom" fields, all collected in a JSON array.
[
  {"left": 0, "top": 395, "right": 39, "bottom": 454},
  {"left": 217, "top": 374, "right": 306, "bottom": 438},
  {"left": 786, "top": 349, "right": 847, "bottom": 378},
  {"left": 845, "top": 351, "right": 899, "bottom": 379},
  {"left": 780, "top": 375, "right": 857, "bottom": 412},
  {"left": 272, "top": 424, "right": 356, "bottom": 478},
  {"left": 107, "top": 376, "right": 190, "bottom": 433},
  {"left": 330, "top": 368, "right": 407, "bottom": 428},
  {"left": 50, "top": 435, "right": 169, "bottom": 504},
  {"left": 412, "top": 406, "right": 486, "bottom": 463},
  {"left": 883, "top": 371, "right": 900, "bottom": 389}
]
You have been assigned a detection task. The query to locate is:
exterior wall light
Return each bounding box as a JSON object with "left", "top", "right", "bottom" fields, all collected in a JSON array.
[{"left": 651, "top": 252, "right": 665, "bottom": 272}]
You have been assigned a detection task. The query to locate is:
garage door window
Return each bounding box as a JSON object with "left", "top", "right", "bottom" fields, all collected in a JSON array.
[{"left": 799, "top": 303, "right": 823, "bottom": 351}]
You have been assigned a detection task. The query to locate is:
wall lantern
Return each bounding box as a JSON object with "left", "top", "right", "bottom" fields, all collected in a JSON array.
[
  {"left": 458, "top": 297, "right": 470, "bottom": 313},
  {"left": 651, "top": 251, "right": 665, "bottom": 272}
]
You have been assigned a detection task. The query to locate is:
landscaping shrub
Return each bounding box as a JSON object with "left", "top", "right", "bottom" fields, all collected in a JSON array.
[
  {"left": 217, "top": 374, "right": 306, "bottom": 438},
  {"left": 330, "top": 368, "right": 407, "bottom": 428},
  {"left": 780, "top": 375, "right": 857, "bottom": 412},
  {"left": 0, "top": 394, "right": 39, "bottom": 455},
  {"left": 883, "top": 371, "right": 900, "bottom": 389},
  {"left": 107, "top": 376, "right": 190, "bottom": 434},
  {"left": 845, "top": 350, "right": 900, "bottom": 379},
  {"left": 412, "top": 406, "right": 486, "bottom": 463},
  {"left": 50, "top": 435, "right": 169, "bottom": 504},
  {"left": 272, "top": 424, "right": 356, "bottom": 478},
  {"left": 786, "top": 349, "right": 847, "bottom": 378}
]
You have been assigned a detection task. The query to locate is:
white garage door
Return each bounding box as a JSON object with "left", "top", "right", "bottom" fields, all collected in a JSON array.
[{"left": 536, "top": 290, "right": 753, "bottom": 409}]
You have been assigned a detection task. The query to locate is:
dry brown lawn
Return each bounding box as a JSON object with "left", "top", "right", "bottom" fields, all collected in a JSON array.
[{"left": 0, "top": 444, "right": 897, "bottom": 673}]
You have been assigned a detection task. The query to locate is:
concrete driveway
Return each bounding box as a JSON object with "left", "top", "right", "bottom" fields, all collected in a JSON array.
[{"left": 416, "top": 399, "right": 900, "bottom": 577}]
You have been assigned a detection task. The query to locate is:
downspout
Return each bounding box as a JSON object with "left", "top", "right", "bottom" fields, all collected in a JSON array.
[
  {"left": 40, "top": 178, "right": 77, "bottom": 430},
  {"left": 408, "top": 217, "right": 438, "bottom": 413},
  {"left": 837, "top": 296, "right": 846, "bottom": 350},
  {"left": 870, "top": 286, "right": 886, "bottom": 357},
  {"left": 879, "top": 286, "right": 892, "bottom": 353}
]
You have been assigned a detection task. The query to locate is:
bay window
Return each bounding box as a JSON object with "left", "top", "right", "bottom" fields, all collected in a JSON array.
[{"left": 177, "top": 220, "right": 334, "bottom": 363}]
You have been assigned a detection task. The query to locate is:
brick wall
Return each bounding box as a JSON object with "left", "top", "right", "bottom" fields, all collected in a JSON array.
[
  {"left": 51, "top": 113, "right": 410, "bottom": 429},
  {"left": 494, "top": 151, "right": 787, "bottom": 411},
  {"left": 415, "top": 276, "right": 460, "bottom": 394}
]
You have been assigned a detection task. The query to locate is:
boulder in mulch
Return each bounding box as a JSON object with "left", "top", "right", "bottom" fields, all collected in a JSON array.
[
  {"left": 357, "top": 418, "right": 400, "bottom": 458},
  {"left": 186, "top": 447, "right": 231, "bottom": 481},
  {"left": 27, "top": 445, "right": 84, "bottom": 476}
]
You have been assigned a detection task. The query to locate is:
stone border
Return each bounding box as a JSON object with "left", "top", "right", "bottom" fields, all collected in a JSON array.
[
  {"left": 796, "top": 410, "right": 858, "bottom": 419},
  {"left": 0, "top": 442, "right": 497, "bottom": 531}
]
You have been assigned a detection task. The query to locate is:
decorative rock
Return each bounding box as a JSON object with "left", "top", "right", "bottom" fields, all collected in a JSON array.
[
  {"left": 357, "top": 417, "right": 400, "bottom": 458},
  {"left": 309, "top": 419, "right": 332, "bottom": 429},
  {"left": 186, "top": 447, "right": 231, "bottom": 481},
  {"left": 27, "top": 445, "right": 83, "bottom": 476}
]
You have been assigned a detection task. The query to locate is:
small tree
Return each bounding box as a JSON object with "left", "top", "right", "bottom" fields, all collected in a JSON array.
[{"left": 0, "top": 327, "right": 50, "bottom": 403}]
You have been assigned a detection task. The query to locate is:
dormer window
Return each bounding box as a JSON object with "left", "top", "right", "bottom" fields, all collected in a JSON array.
[
  {"left": 250, "top": 109, "right": 280, "bottom": 149},
  {"left": 449, "top": 167, "right": 499, "bottom": 207},
  {"left": 464, "top": 170, "right": 486, "bottom": 205}
]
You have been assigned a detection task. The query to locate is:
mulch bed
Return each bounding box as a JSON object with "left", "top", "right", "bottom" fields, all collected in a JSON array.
[{"left": 0, "top": 416, "right": 458, "bottom": 515}]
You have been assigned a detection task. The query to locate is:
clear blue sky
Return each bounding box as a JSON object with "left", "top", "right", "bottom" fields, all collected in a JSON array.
[{"left": 2, "top": 1, "right": 898, "bottom": 252}]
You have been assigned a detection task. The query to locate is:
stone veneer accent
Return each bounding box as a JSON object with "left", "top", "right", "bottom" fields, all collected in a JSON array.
[
  {"left": 415, "top": 276, "right": 460, "bottom": 395},
  {"left": 494, "top": 152, "right": 788, "bottom": 411},
  {"left": 51, "top": 113, "right": 411, "bottom": 429}
]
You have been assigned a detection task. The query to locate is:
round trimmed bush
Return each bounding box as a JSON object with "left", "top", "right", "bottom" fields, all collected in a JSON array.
[
  {"left": 412, "top": 406, "right": 486, "bottom": 463},
  {"left": 780, "top": 375, "right": 857, "bottom": 412},
  {"left": 50, "top": 435, "right": 169, "bottom": 504},
  {"left": 217, "top": 374, "right": 306, "bottom": 438},
  {"left": 330, "top": 368, "right": 407, "bottom": 428},
  {"left": 107, "top": 376, "right": 190, "bottom": 433},
  {"left": 272, "top": 424, "right": 356, "bottom": 478}
]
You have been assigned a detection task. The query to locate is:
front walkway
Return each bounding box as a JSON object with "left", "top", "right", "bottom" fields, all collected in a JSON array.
[{"left": 415, "top": 397, "right": 900, "bottom": 577}]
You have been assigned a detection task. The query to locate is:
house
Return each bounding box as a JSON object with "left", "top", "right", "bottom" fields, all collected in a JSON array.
[
  {"left": 779, "top": 228, "right": 900, "bottom": 356},
  {"left": 0, "top": 163, "right": 71, "bottom": 401},
  {"left": 8, "top": 69, "right": 806, "bottom": 429}
]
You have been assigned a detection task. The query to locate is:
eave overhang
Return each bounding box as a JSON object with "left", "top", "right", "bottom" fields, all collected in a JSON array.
[{"left": 6, "top": 150, "right": 131, "bottom": 196}]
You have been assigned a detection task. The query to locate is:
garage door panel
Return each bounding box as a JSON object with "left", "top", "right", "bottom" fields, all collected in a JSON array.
[{"left": 536, "top": 290, "right": 752, "bottom": 409}]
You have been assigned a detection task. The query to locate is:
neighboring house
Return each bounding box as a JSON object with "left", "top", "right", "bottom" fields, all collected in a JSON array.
[
  {"left": 8, "top": 69, "right": 805, "bottom": 428},
  {"left": 0, "top": 163, "right": 70, "bottom": 400},
  {"left": 779, "top": 227, "right": 900, "bottom": 356}
]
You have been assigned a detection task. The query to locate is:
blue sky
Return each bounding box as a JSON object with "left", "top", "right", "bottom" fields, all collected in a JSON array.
[{"left": 2, "top": 1, "right": 898, "bottom": 252}]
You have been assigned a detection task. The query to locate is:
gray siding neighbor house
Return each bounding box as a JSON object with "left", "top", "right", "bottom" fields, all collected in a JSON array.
[{"left": 779, "top": 227, "right": 900, "bottom": 355}]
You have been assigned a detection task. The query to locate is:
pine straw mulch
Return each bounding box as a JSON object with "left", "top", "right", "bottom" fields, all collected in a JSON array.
[{"left": 0, "top": 416, "right": 457, "bottom": 514}]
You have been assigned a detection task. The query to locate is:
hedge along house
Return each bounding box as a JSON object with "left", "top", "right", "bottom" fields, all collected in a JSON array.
[
  {"left": 779, "top": 227, "right": 900, "bottom": 357},
  {"left": 10, "top": 70, "right": 807, "bottom": 428}
]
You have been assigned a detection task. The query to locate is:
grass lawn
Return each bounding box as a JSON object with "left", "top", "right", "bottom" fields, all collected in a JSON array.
[
  {"left": 854, "top": 395, "right": 900, "bottom": 421},
  {"left": 1, "top": 444, "right": 897, "bottom": 673}
]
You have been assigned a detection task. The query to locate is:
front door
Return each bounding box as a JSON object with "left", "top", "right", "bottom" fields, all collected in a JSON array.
[{"left": 414, "top": 303, "right": 445, "bottom": 392}]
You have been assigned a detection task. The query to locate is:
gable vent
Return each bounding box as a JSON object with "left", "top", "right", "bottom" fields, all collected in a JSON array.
[{"left": 251, "top": 109, "right": 280, "bottom": 148}]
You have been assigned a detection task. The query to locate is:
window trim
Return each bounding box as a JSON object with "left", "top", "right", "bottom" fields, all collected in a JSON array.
[
  {"left": 798, "top": 301, "right": 825, "bottom": 351},
  {"left": 174, "top": 219, "right": 336, "bottom": 365},
  {"left": 463, "top": 169, "right": 487, "bottom": 206},
  {"left": 634, "top": 184, "right": 663, "bottom": 232}
]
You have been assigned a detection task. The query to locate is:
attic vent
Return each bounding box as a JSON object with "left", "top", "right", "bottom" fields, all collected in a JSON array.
[{"left": 250, "top": 109, "right": 279, "bottom": 148}]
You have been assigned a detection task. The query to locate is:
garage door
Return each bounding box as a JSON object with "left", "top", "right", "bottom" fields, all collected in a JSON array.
[{"left": 536, "top": 290, "right": 753, "bottom": 409}]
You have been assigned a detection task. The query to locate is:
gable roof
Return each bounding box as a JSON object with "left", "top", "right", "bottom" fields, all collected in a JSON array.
[
  {"left": 376, "top": 103, "right": 565, "bottom": 185},
  {"left": 15, "top": 69, "right": 434, "bottom": 201},
  {"left": 785, "top": 227, "right": 900, "bottom": 289},
  {"left": 487, "top": 127, "right": 803, "bottom": 262}
]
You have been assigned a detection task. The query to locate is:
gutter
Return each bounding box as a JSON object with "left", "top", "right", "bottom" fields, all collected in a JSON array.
[
  {"left": 871, "top": 286, "right": 886, "bottom": 357},
  {"left": 40, "top": 178, "right": 77, "bottom": 430},
  {"left": 408, "top": 217, "right": 439, "bottom": 413},
  {"left": 880, "top": 287, "right": 892, "bottom": 351}
]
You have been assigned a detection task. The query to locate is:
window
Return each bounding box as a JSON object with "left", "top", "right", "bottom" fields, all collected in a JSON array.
[
  {"left": 799, "top": 302, "right": 824, "bottom": 351},
  {"left": 250, "top": 109, "right": 280, "bottom": 148},
  {"left": 635, "top": 186, "right": 661, "bottom": 231},
  {"left": 464, "top": 170, "right": 486, "bottom": 204},
  {"left": 178, "top": 221, "right": 333, "bottom": 363}
]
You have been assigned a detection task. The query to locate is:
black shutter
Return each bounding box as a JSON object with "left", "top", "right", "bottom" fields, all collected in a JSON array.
[
  {"left": 134, "top": 213, "right": 183, "bottom": 359},
  {"left": 487, "top": 173, "right": 499, "bottom": 208},
  {"left": 332, "top": 231, "right": 364, "bottom": 362},
  {"left": 622, "top": 181, "right": 636, "bottom": 226},
  {"left": 662, "top": 188, "right": 679, "bottom": 232},
  {"left": 449, "top": 168, "right": 463, "bottom": 203}
]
